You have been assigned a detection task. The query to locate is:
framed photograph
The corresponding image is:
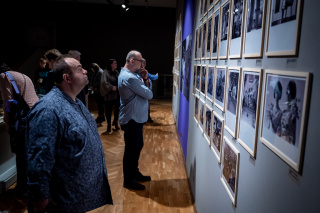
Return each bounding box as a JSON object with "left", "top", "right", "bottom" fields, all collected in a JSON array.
[
  {"left": 238, "top": 68, "right": 262, "bottom": 157},
  {"left": 180, "top": 35, "right": 192, "bottom": 102},
  {"left": 196, "top": 65, "right": 201, "bottom": 92},
  {"left": 193, "top": 65, "right": 197, "bottom": 95},
  {"left": 200, "top": 65, "right": 207, "bottom": 96},
  {"left": 211, "top": 111, "right": 224, "bottom": 162},
  {"left": 194, "top": 28, "right": 199, "bottom": 60},
  {"left": 219, "top": 0, "right": 231, "bottom": 59},
  {"left": 225, "top": 67, "right": 242, "bottom": 138},
  {"left": 201, "top": 21, "right": 208, "bottom": 59},
  {"left": 206, "top": 65, "right": 215, "bottom": 102},
  {"left": 211, "top": 7, "right": 221, "bottom": 59},
  {"left": 228, "top": 0, "right": 245, "bottom": 59},
  {"left": 260, "top": 69, "right": 311, "bottom": 173},
  {"left": 243, "top": 0, "right": 267, "bottom": 58},
  {"left": 214, "top": 66, "right": 227, "bottom": 112},
  {"left": 199, "top": 99, "right": 206, "bottom": 133},
  {"left": 198, "top": 24, "right": 203, "bottom": 59},
  {"left": 221, "top": 136, "right": 240, "bottom": 206},
  {"left": 194, "top": 95, "right": 200, "bottom": 123},
  {"left": 205, "top": 105, "right": 213, "bottom": 145},
  {"left": 265, "top": 0, "right": 303, "bottom": 56},
  {"left": 206, "top": 15, "right": 213, "bottom": 59}
]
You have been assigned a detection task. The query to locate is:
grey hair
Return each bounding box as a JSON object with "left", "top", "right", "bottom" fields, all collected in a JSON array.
[{"left": 126, "top": 50, "right": 140, "bottom": 62}]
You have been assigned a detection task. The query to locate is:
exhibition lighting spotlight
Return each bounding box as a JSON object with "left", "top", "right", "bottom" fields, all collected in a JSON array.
[
  {"left": 122, "top": 0, "right": 129, "bottom": 9},
  {"left": 126, "top": 7, "right": 129, "bottom": 11},
  {"left": 122, "top": 4, "right": 126, "bottom": 8}
]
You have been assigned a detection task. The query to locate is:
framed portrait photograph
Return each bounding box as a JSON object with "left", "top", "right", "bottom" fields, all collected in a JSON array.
[
  {"left": 194, "top": 95, "right": 200, "bottom": 123},
  {"left": 214, "top": 66, "right": 227, "bottom": 112},
  {"left": 206, "top": 15, "right": 213, "bottom": 59},
  {"left": 198, "top": 24, "right": 203, "bottom": 59},
  {"left": 211, "top": 111, "right": 224, "bottom": 163},
  {"left": 200, "top": 65, "right": 207, "bottom": 96},
  {"left": 243, "top": 0, "right": 267, "bottom": 58},
  {"left": 225, "top": 67, "right": 242, "bottom": 138},
  {"left": 205, "top": 104, "right": 213, "bottom": 145},
  {"left": 206, "top": 65, "right": 215, "bottom": 102},
  {"left": 229, "top": 0, "right": 245, "bottom": 59},
  {"left": 238, "top": 68, "right": 262, "bottom": 157},
  {"left": 260, "top": 69, "right": 311, "bottom": 173},
  {"left": 265, "top": 0, "right": 303, "bottom": 56},
  {"left": 196, "top": 65, "right": 201, "bottom": 92},
  {"left": 221, "top": 136, "right": 240, "bottom": 206},
  {"left": 199, "top": 99, "right": 206, "bottom": 133},
  {"left": 201, "top": 21, "right": 208, "bottom": 59},
  {"left": 219, "top": 0, "right": 231, "bottom": 59},
  {"left": 211, "top": 7, "right": 221, "bottom": 59}
]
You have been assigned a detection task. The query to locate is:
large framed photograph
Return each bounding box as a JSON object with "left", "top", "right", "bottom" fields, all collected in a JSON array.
[
  {"left": 211, "top": 7, "right": 221, "bottom": 59},
  {"left": 194, "top": 95, "right": 200, "bottom": 123},
  {"left": 228, "top": 0, "right": 245, "bottom": 59},
  {"left": 219, "top": 0, "right": 231, "bottom": 59},
  {"left": 221, "top": 136, "right": 240, "bottom": 206},
  {"left": 214, "top": 66, "right": 227, "bottom": 112},
  {"left": 225, "top": 67, "right": 242, "bottom": 138},
  {"left": 199, "top": 99, "right": 206, "bottom": 133},
  {"left": 200, "top": 65, "right": 207, "bottom": 96},
  {"left": 206, "top": 65, "right": 215, "bottom": 102},
  {"left": 201, "top": 21, "right": 208, "bottom": 59},
  {"left": 238, "top": 68, "right": 262, "bottom": 157},
  {"left": 180, "top": 35, "right": 192, "bottom": 101},
  {"left": 260, "top": 69, "right": 311, "bottom": 173},
  {"left": 206, "top": 15, "right": 213, "bottom": 59},
  {"left": 265, "top": 0, "right": 303, "bottom": 56},
  {"left": 243, "top": 0, "right": 267, "bottom": 58},
  {"left": 205, "top": 104, "right": 213, "bottom": 145},
  {"left": 210, "top": 111, "right": 224, "bottom": 163},
  {"left": 196, "top": 65, "right": 201, "bottom": 92}
]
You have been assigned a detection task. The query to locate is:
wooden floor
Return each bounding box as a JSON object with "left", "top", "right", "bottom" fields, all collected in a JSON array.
[{"left": 0, "top": 98, "right": 195, "bottom": 213}]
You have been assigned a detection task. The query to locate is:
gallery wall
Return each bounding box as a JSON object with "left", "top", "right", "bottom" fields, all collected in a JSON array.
[{"left": 174, "top": 0, "right": 320, "bottom": 212}]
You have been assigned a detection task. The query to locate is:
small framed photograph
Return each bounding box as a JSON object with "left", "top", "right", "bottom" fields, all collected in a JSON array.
[
  {"left": 206, "top": 65, "right": 215, "bottom": 102},
  {"left": 211, "top": 7, "right": 221, "bottom": 59},
  {"left": 228, "top": 0, "right": 245, "bottom": 59},
  {"left": 214, "top": 66, "right": 227, "bottom": 112},
  {"left": 199, "top": 99, "right": 206, "bottom": 133},
  {"left": 211, "top": 111, "right": 224, "bottom": 163},
  {"left": 243, "top": 0, "right": 267, "bottom": 58},
  {"left": 205, "top": 104, "right": 213, "bottom": 145},
  {"left": 219, "top": 0, "right": 231, "bottom": 59},
  {"left": 221, "top": 136, "right": 240, "bottom": 206},
  {"left": 225, "top": 67, "right": 242, "bottom": 138},
  {"left": 206, "top": 15, "right": 213, "bottom": 59},
  {"left": 238, "top": 68, "right": 262, "bottom": 157},
  {"left": 201, "top": 21, "right": 208, "bottom": 59},
  {"left": 260, "top": 69, "right": 311, "bottom": 173},
  {"left": 198, "top": 24, "right": 203, "bottom": 59},
  {"left": 196, "top": 66, "right": 201, "bottom": 92},
  {"left": 194, "top": 95, "right": 200, "bottom": 123},
  {"left": 265, "top": 0, "right": 303, "bottom": 56},
  {"left": 200, "top": 65, "right": 207, "bottom": 96}
]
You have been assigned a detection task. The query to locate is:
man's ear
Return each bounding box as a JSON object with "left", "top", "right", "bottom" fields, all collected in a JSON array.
[{"left": 63, "top": 73, "right": 71, "bottom": 83}]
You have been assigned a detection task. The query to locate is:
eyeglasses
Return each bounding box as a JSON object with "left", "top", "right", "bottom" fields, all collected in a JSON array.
[{"left": 132, "top": 58, "right": 143, "bottom": 63}]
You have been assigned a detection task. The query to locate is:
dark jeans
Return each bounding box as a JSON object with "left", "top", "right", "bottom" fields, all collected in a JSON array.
[
  {"left": 94, "top": 93, "right": 105, "bottom": 123},
  {"left": 121, "top": 120, "right": 144, "bottom": 183},
  {"left": 104, "top": 98, "right": 120, "bottom": 125}
]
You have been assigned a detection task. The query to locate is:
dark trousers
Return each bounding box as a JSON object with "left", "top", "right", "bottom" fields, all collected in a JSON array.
[
  {"left": 94, "top": 93, "right": 105, "bottom": 123},
  {"left": 104, "top": 98, "right": 120, "bottom": 125},
  {"left": 121, "top": 120, "right": 144, "bottom": 183}
]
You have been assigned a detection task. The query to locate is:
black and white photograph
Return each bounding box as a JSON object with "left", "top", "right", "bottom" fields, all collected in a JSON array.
[
  {"left": 200, "top": 66, "right": 207, "bottom": 96},
  {"left": 211, "top": 8, "right": 220, "bottom": 59},
  {"left": 211, "top": 112, "right": 224, "bottom": 162},
  {"left": 205, "top": 105, "right": 213, "bottom": 145},
  {"left": 206, "top": 66, "right": 215, "bottom": 102},
  {"left": 243, "top": 0, "right": 267, "bottom": 57},
  {"left": 225, "top": 68, "right": 241, "bottom": 138},
  {"left": 238, "top": 69, "right": 262, "bottom": 157},
  {"left": 221, "top": 136, "right": 240, "bottom": 206},
  {"left": 229, "top": 0, "right": 245, "bottom": 58},
  {"left": 260, "top": 70, "right": 311, "bottom": 172},
  {"left": 180, "top": 35, "right": 192, "bottom": 101},
  {"left": 266, "top": 0, "right": 302, "bottom": 56},
  {"left": 196, "top": 66, "right": 201, "bottom": 91},
  {"left": 219, "top": 0, "right": 231, "bottom": 59},
  {"left": 198, "top": 25, "right": 203, "bottom": 59},
  {"left": 214, "top": 67, "right": 226, "bottom": 111},
  {"left": 194, "top": 95, "right": 200, "bottom": 123},
  {"left": 199, "top": 100, "right": 206, "bottom": 132},
  {"left": 206, "top": 16, "right": 213, "bottom": 58},
  {"left": 202, "top": 22, "right": 207, "bottom": 59}
]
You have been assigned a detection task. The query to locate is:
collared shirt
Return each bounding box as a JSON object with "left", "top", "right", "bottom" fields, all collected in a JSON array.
[
  {"left": 26, "top": 87, "right": 112, "bottom": 212},
  {"left": 118, "top": 67, "right": 153, "bottom": 125}
]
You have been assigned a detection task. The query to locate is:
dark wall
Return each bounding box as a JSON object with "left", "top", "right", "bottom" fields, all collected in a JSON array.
[{"left": 1, "top": 1, "right": 176, "bottom": 76}]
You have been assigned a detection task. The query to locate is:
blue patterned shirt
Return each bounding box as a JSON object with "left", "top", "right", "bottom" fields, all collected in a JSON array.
[
  {"left": 118, "top": 68, "right": 153, "bottom": 125},
  {"left": 26, "top": 87, "right": 112, "bottom": 212}
]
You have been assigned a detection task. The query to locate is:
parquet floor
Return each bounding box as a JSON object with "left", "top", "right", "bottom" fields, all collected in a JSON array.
[{"left": 0, "top": 98, "right": 196, "bottom": 213}]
